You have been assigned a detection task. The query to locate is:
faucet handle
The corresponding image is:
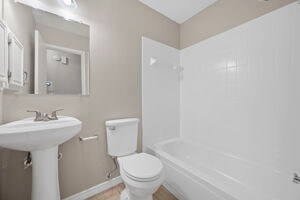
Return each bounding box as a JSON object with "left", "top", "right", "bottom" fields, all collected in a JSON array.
[
  {"left": 27, "top": 110, "right": 42, "bottom": 121},
  {"left": 50, "top": 109, "right": 64, "bottom": 120}
]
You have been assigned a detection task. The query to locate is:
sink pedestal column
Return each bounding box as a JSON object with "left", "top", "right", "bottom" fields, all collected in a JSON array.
[{"left": 31, "top": 146, "right": 60, "bottom": 200}]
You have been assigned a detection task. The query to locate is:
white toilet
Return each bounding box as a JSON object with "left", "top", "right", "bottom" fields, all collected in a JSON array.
[{"left": 105, "top": 118, "right": 164, "bottom": 200}]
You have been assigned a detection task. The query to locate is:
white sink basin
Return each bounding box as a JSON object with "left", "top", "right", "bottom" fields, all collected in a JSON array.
[
  {"left": 0, "top": 116, "right": 81, "bottom": 151},
  {"left": 0, "top": 116, "right": 82, "bottom": 200}
]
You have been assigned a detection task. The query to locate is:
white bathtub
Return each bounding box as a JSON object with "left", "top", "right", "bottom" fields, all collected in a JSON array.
[{"left": 151, "top": 138, "right": 298, "bottom": 200}]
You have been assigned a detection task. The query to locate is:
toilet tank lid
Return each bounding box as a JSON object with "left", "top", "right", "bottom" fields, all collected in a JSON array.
[{"left": 105, "top": 118, "right": 139, "bottom": 127}]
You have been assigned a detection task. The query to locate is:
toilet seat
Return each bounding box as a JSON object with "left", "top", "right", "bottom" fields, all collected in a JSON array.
[{"left": 122, "top": 153, "right": 163, "bottom": 182}]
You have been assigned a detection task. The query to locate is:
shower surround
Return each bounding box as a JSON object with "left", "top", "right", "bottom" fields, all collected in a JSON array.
[{"left": 143, "top": 2, "right": 300, "bottom": 200}]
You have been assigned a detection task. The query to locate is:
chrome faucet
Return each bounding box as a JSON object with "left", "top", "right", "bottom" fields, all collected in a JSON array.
[{"left": 27, "top": 109, "right": 64, "bottom": 121}]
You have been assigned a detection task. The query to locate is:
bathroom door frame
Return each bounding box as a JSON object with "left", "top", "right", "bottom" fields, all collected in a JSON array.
[{"left": 45, "top": 44, "right": 89, "bottom": 95}]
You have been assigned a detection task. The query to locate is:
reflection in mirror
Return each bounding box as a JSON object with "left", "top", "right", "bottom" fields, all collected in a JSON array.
[{"left": 3, "top": 0, "right": 90, "bottom": 95}]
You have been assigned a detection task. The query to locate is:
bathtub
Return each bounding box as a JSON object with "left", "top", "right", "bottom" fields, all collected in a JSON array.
[{"left": 150, "top": 138, "right": 298, "bottom": 200}]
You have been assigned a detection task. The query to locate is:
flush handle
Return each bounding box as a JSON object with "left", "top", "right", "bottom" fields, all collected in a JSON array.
[
  {"left": 293, "top": 173, "right": 300, "bottom": 184},
  {"left": 79, "top": 135, "right": 99, "bottom": 141},
  {"left": 107, "top": 126, "right": 116, "bottom": 131}
]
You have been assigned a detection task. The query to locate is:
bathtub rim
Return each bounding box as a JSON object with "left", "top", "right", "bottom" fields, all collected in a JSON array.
[
  {"left": 150, "top": 137, "right": 236, "bottom": 200},
  {"left": 149, "top": 137, "right": 280, "bottom": 200}
]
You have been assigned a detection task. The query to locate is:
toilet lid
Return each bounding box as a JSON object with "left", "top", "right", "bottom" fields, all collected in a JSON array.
[{"left": 122, "top": 153, "right": 163, "bottom": 181}]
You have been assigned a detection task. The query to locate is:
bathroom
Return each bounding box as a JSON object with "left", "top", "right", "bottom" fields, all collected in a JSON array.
[{"left": 0, "top": 0, "right": 299, "bottom": 199}]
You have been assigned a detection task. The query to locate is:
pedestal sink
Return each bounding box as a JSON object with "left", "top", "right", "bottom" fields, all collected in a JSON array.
[{"left": 0, "top": 116, "right": 82, "bottom": 200}]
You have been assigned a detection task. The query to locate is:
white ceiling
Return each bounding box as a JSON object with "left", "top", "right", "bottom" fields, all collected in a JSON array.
[{"left": 139, "top": 0, "right": 218, "bottom": 24}]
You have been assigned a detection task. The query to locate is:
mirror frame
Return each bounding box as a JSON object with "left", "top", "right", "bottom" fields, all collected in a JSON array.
[
  {"left": 1, "top": 0, "right": 91, "bottom": 96},
  {"left": 14, "top": 0, "right": 87, "bottom": 25}
]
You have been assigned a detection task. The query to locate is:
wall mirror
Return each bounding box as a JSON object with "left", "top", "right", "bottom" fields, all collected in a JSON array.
[{"left": 2, "top": 0, "right": 90, "bottom": 95}]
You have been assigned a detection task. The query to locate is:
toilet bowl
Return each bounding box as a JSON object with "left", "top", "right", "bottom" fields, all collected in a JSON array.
[
  {"left": 118, "top": 153, "right": 164, "bottom": 200},
  {"left": 105, "top": 118, "right": 164, "bottom": 200}
]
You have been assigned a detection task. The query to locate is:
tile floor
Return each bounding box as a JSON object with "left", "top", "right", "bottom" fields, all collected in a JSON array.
[{"left": 88, "top": 183, "right": 178, "bottom": 200}]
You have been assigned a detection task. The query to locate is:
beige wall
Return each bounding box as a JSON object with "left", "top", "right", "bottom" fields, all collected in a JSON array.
[
  {"left": 0, "top": 92, "right": 2, "bottom": 200},
  {"left": 1, "top": 0, "right": 179, "bottom": 199},
  {"left": 0, "top": 0, "right": 2, "bottom": 182},
  {"left": 180, "top": 0, "right": 296, "bottom": 49},
  {"left": 0, "top": 91, "right": 2, "bottom": 124}
]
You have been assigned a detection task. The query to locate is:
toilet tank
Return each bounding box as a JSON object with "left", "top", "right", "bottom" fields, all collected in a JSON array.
[{"left": 105, "top": 118, "right": 139, "bottom": 157}]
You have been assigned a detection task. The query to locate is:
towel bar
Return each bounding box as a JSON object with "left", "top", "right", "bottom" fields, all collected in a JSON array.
[{"left": 79, "top": 135, "right": 98, "bottom": 141}]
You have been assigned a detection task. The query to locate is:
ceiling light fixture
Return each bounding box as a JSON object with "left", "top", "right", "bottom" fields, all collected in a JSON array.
[{"left": 59, "top": 0, "right": 78, "bottom": 8}]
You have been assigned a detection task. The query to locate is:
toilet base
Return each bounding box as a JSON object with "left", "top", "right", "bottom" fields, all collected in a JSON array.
[{"left": 120, "top": 189, "right": 153, "bottom": 200}]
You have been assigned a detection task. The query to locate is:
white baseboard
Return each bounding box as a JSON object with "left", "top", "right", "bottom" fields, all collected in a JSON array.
[{"left": 63, "top": 176, "right": 123, "bottom": 200}]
